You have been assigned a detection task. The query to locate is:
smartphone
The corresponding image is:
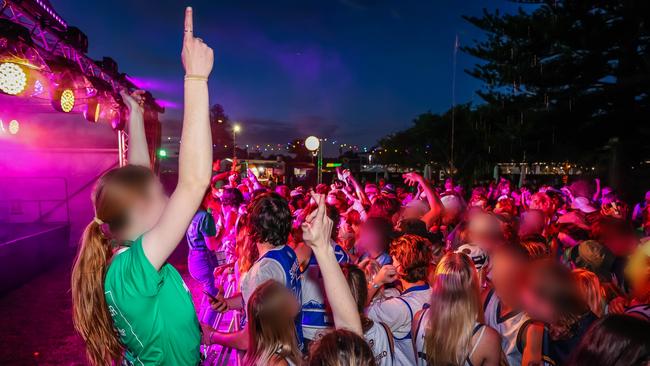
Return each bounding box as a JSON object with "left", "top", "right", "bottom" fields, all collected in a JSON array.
[{"left": 203, "top": 290, "right": 219, "bottom": 302}]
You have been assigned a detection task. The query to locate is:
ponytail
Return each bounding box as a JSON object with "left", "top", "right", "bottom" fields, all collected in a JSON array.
[{"left": 71, "top": 220, "right": 123, "bottom": 365}]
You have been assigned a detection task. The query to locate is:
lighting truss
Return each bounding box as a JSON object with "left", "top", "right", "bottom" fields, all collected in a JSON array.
[{"left": 0, "top": 0, "right": 162, "bottom": 168}]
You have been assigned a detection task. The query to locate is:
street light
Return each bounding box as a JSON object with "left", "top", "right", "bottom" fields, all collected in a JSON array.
[
  {"left": 233, "top": 124, "right": 241, "bottom": 159},
  {"left": 305, "top": 135, "right": 322, "bottom": 184}
]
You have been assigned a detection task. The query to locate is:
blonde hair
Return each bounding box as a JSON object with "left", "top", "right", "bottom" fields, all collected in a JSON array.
[
  {"left": 71, "top": 165, "right": 153, "bottom": 365},
  {"left": 424, "top": 252, "right": 481, "bottom": 366},
  {"left": 244, "top": 280, "right": 301, "bottom": 366},
  {"left": 572, "top": 269, "right": 605, "bottom": 317}
]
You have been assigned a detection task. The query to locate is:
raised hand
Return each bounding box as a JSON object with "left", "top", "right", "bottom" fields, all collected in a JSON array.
[
  {"left": 403, "top": 171, "right": 423, "bottom": 186},
  {"left": 301, "top": 192, "right": 333, "bottom": 250},
  {"left": 119, "top": 89, "right": 146, "bottom": 114},
  {"left": 181, "top": 7, "right": 213, "bottom": 77}
]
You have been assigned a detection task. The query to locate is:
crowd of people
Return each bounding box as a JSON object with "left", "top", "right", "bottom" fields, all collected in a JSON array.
[{"left": 69, "top": 7, "right": 650, "bottom": 366}]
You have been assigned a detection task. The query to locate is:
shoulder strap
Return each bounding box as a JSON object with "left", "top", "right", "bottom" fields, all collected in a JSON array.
[
  {"left": 516, "top": 319, "right": 537, "bottom": 354},
  {"left": 394, "top": 297, "right": 414, "bottom": 340},
  {"left": 379, "top": 321, "right": 395, "bottom": 360},
  {"left": 412, "top": 309, "right": 427, "bottom": 363},
  {"left": 468, "top": 324, "right": 486, "bottom": 359}
]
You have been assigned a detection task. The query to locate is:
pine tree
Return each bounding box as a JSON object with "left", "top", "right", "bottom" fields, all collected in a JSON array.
[{"left": 462, "top": 0, "right": 650, "bottom": 192}]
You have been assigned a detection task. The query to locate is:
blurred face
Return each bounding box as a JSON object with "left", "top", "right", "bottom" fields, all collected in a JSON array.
[
  {"left": 280, "top": 287, "right": 301, "bottom": 317},
  {"left": 624, "top": 245, "right": 650, "bottom": 296},
  {"left": 519, "top": 210, "right": 545, "bottom": 236},
  {"left": 365, "top": 185, "right": 379, "bottom": 200},
  {"left": 357, "top": 225, "right": 384, "bottom": 255},
  {"left": 326, "top": 194, "right": 343, "bottom": 210},
  {"left": 520, "top": 281, "right": 554, "bottom": 322},
  {"left": 129, "top": 178, "right": 168, "bottom": 235},
  {"left": 491, "top": 251, "right": 526, "bottom": 305},
  {"left": 467, "top": 213, "right": 501, "bottom": 252}
]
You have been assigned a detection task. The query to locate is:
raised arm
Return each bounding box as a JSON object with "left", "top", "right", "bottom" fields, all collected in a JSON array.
[
  {"left": 343, "top": 169, "right": 370, "bottom": 207},
  {"left": 404, "top": 172, "right": 444, "bottom": 229},
  {"left": 143, "top": 7, "right": 214, "bottom": 269},
  {"left": 303, "top": 193, "right": 362, "bottom": 335},
  {"left": 120, "top": 90, "right": 151, "bottom": 168}
]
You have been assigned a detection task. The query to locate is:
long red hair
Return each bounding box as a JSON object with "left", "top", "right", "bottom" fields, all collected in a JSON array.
[{"left": 71, "top": 165, "right": 153, "bottom": 365}]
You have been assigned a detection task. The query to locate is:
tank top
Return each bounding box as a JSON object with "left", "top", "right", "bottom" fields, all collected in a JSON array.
[
  {"left": 414, "top": 308, "right": 487, "bottom": 366},
  {"left": 365, "top": 321, "right": 395, "bottom": 366},
  {"left": 257, "top": 245, "right": 304, "bottom": 348},
  {"left": 301, "top": 240, "right": 350, "bottom": 340},
  {"left": 375, "top": 284, "right": 431, "bottom": 365},
  {"left": 483, "top": 289, "right": 529, "bottom": 366}
]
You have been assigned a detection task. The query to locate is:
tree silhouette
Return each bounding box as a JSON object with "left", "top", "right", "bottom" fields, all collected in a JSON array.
[{"left": 209, "top": 104, "right": 235, "bottom": 158}]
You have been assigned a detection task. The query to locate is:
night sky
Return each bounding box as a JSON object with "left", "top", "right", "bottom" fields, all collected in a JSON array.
[{"left": 53, "top": 0, "right": 521, "bottom": 151}]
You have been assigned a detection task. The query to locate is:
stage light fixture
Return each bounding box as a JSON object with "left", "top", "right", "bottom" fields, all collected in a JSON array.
[
  {"left": 9, "top": 120, "right": 19, "bottom": 135},
  {"left": 59, "top": 88, "right": 75, "bottom": 112},
  {"left": 158, "top": 149, "right": 167, "bottom": 158},
  {"left": 51, "top": 86, "right": 76, "bottom": 113},
  {"left": 83, "top": 96, "right": 100, "bottom": 122},
  {"left": 0, "top": 62, "right": 27, "bottom": 95}
]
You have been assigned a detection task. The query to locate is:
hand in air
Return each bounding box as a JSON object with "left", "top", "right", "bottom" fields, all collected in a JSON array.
[
  {"left": 302, "top": 192, "right": 333, "bottom": 251},
  {"left": 119, "top": 89, "right": 146, "bottom": 114},
  {"left": 403, "top": 172, "right": 422, "bottom": 186},
  {"left": 181, "top": 7, "right": 213, "bottom": 77}
]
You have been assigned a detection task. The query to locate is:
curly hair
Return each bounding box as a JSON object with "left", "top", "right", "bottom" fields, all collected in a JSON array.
[
  {"left": 248, "top": 192, "right": 292, "bottom": 247},
  {"left": 389, "top": 234, "right": 433, "bottom": 283}
]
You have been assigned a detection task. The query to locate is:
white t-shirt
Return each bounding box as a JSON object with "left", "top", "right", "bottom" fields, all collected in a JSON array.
[{"left": 367, "top": 284, "right": 431, "bottom": 365}]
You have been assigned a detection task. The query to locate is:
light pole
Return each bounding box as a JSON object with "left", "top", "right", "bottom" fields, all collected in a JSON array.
[
  {"left": 305, "top": 135, "right": 322, "bottom": 184},
  {"left": 233, "top": 124, "right": 241, "bottom": 159}
]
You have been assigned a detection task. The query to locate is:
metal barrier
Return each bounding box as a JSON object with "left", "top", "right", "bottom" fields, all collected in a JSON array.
[{"left": 203, "top": 269, "right": 243, "bottom": 366}]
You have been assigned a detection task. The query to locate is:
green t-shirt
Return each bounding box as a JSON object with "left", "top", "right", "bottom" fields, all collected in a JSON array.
[{"left": 104, "top": 237, "right": 201, "bottom": 365}]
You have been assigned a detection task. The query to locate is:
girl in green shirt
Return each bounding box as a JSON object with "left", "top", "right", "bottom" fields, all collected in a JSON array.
[{"left": 71, "top": 7, "right": 214, "bottom": 365}]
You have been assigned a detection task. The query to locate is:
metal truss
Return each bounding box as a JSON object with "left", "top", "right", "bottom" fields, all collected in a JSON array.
[
  {"left": 0, "top": 0, "right": 164, "bottom": 168},
  {"left": 0, "top": 1, "right": 125, "bottom": 93}
]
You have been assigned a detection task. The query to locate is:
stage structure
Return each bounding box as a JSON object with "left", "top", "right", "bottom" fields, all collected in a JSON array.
[
  {"left": 0, "top": 0, "right": 163, "bottom": 168},
  {"left": 0, "top": 0, "right": 163, "bottom": 293}
]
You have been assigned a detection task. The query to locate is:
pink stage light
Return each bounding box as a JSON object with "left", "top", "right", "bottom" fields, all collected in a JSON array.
[{"left": 0, "top": 62, "right": 27, "bottom": 95}]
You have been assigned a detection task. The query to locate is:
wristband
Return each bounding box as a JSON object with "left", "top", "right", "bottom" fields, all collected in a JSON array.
[
  {"left": 184, "top": 74, "right": 208, "bottom": 81},
  {"left": 370, "top": 281, "right": 381, "bottom": 289}
]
